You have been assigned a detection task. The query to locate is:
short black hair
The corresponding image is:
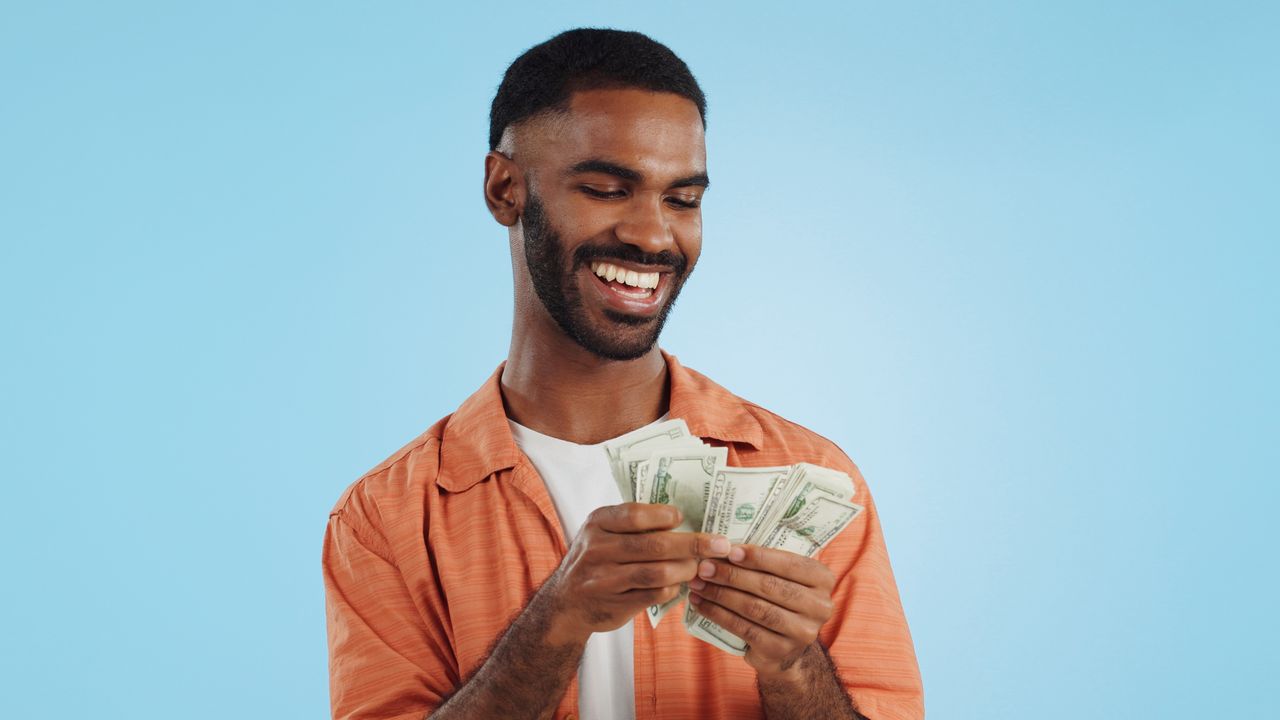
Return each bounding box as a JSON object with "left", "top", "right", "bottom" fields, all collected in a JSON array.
[{"left": 489, "top": 28, "right": 707, "bottom": 151}]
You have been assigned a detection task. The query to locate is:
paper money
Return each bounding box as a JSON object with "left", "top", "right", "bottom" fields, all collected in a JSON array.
[
  {"left": 684, "top": 462, "right": 863, "bottom": 654},
  {"left": 602, "top": 421, "right": 865, "bottom": 652},
  {"left": 603, "top": 419, "right": 697, "bottom": 501},
  {"left": 633, "top": 445, "right": 727, "bottom": 626},
  {"left": 702, "top": 466, "right": 793, "bottom": 544}
]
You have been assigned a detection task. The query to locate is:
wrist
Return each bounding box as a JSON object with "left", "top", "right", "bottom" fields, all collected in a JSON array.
[
  {"left": 756, "top": 663, "right": 806, "bottom": 688},
  {"left": 530, "top": 575, "right": 591, "bottom": 648},
  {"left": 542, "top": 606, "right": 591, "bottom": 648},
  {"left": 755, "top": 643, "right": 819, "bottom": 688}
]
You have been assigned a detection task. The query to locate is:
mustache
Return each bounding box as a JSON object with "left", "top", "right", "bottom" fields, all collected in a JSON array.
[{"left": 573, "top": 243, "right": 688, "bottom": 275}]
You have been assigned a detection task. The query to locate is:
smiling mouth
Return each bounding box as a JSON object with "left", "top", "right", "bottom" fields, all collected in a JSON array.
[{"left": 589, "top": 260, "right": 662, "bottom": 299}]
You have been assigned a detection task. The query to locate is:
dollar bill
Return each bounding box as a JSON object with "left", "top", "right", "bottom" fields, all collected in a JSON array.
[
  {"left": 685, "top": 465, "right": 798, "bottom": 655},
  {"left": 634, "top": 446, "right": 727, "bottom": 627},
  {"left": 639, "top": 447, "right": 727, "bottom": 532},
  {"left": 759, "top": 495, "right": 863, "bottom": 557},
  {"left": 602, "top": 420, "right": 866, "bottom": 651},
  {"left": 621, "top": 438, "right": 705, "bottom": 504},
  {"left": 685, "top": 462, "right": 864, "bottom": 655},
  {"left": 602, "top": 419, "right": 695, "bottom": 500},
  {"left": 702, "top": 466, "right": 794, "bottom": 543}
]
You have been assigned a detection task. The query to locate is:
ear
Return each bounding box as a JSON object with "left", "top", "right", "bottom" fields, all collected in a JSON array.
[{"left": 483, "top": 151, "right": 525, "bottom": 227}]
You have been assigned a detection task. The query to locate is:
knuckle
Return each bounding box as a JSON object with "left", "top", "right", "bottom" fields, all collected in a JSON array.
[
  {"left": 631, "top": 566, "right": 658, "bottom": 587},
  {"left": 587, "top": 506, "right": 614, "bottom": 526},
  {"left": 621, "top": 534, "right": 662, "bottom": 557},
  {"left": 787, "top": 553, "right": 808, "bottom": 575},
  {"left": 761, "top": 573, "right": 797, "bottom": 602},
  {"left": 644, "top": 536, "right": 664, "bottom": 557},
  {"left": 816, "top": 563, "right": 835, "bottom": 589},
  {"left": 720, "top": 564, "right": 737, "bottom": 585},
  {"left": 764, "top": 605, "right": 784, "bottom": 628},
  {"left": 759, "top": 573, "right": 780, "bottom": 595},
  {"left": 753, "top": 601, "right": 782, "bottom": 628},
  {"left": 817, "top": 596, "right": 834, "bottom": 620}
]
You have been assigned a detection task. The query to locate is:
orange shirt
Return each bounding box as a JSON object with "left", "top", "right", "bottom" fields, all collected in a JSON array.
[{"left": 323, "top": 352, "right": 924, "bottom": 719}]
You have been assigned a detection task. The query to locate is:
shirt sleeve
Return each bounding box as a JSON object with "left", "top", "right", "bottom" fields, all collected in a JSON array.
[
  {"left": 818, "top": 464, "right": 925, "bottom": 720},
  {"left": 323, "top": 509, "right": 458, "bottom": 719}
]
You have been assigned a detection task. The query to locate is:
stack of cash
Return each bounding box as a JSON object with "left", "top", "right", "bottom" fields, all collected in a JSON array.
[{"left": 603, "top": 419, "right": 864, "bottom": 655}]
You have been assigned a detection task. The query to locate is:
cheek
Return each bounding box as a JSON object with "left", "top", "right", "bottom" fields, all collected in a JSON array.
[
  {"left": 555, "top": 195, "right": 616, "bottom": 239},
  {"left": 675, "top": 218, "right": 703, "bottom": 267}
]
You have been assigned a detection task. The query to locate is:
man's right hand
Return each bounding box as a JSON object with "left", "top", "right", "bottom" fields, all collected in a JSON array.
[{"left": 541, "top": 502, "right": 732, "bottom": 645}]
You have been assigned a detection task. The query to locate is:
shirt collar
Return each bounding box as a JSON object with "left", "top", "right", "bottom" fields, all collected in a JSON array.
[{"left": 438, "top": 349, "right": 763, "bottom": 493}]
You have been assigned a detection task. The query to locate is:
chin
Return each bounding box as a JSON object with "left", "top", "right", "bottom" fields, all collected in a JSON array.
[{"left": 565, "top": 315, "right": 665, "bottom": 362}]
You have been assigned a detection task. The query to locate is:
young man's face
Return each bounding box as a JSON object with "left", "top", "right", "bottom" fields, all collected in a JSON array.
[{"left": 508, "top": 88, "right": 708, "bottom": 361}]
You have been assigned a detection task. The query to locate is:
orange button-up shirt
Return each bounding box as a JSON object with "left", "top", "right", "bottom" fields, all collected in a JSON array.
[{"left": 323, "top": 352, "right": 923, "bottom": 719}]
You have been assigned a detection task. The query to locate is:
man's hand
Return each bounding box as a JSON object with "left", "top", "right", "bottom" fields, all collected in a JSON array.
[
  {"left": 543, "top": 502, "right": 733, "bottom": 645},
  {"left": 687, "top": 544, "right": 836, "bottom": 679}
]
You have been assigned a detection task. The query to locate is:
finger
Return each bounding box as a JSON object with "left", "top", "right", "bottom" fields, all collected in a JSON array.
[
  {"left": 688, "top": 592, "right": 790, "bottom": 658},
  {"left": 589, "top": 503, "right": 682, "bottom": 533},
  {"left": 609, "top": 559, "right": 698, "bottom": 590},
  {"left": 691, "top": 561, "right": 832, "bottom": 619},
  {"left": 689, "top": 582, "right": 813, "bottom": 640},
  {"left": 619, "top": 583, "right": 682, "bottom": 607},
  {"left": 724, "top": 544, "right": 834, "bottom": 590},
  {"left": 610, "top": 531, "right": 732, "bottom": 562}
]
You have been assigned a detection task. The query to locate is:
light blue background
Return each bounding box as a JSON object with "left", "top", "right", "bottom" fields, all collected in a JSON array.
[{"left": 2, "top": 2, "right": 1276, "bottom": 718}]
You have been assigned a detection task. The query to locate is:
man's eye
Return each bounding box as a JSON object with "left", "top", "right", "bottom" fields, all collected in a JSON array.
[
  {"left": 581, "top": 186, "right": 626, "bottom": 199},
  {"left": 666, "top": 196, "right": 701, "bottom": 209}
]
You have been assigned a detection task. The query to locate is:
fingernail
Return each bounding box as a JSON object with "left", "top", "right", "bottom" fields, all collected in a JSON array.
[
  {"left": 710, "top": 537, "right": 730, "bottom": 555},
  {"left": 689, "top": 578, "right": 706, "bottom": 591},
  {"left": 699, "top": 560, "right": 716, "bottom": 578},
  {"left": 729, "top": 546, "right": 746, "bottom": 563}
]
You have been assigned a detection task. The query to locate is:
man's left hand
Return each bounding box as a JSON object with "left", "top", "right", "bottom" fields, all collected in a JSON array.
[{"left": 688, "top": 544, "right": 835, "bottom": 679}]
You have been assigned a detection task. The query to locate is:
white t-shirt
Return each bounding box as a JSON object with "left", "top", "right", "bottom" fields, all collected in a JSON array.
[{"left": 509, "top": 418, "right": 667, "bottom": 720}]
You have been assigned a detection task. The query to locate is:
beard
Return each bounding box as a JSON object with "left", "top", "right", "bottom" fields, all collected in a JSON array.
[{"left": 521, "top": 192, "right": 690, "bottom": 361}]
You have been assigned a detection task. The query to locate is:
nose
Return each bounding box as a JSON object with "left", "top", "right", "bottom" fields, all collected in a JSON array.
[{"left": 614, "top": 192, "right": 675, "bottom": 256}]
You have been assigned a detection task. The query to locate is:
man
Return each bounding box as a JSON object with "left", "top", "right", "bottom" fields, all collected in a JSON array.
[{"left": 324, "top": 29, "right": 923, "bottom": 720}]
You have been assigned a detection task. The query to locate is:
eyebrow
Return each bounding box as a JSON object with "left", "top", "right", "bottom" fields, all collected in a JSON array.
[{"left": 567, "top": 159, "right": 711, "bottom": 190}]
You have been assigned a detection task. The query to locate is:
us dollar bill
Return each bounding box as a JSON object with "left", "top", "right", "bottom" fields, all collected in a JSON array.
[
  {"left": 602, "top": 420, "right": 867, "bottom": 651},
  {"left": 685, "top": 462, "right": 863, "bottom": 654},
  {"left": 602, "top": 419, "right": 695, "bottom": 500},
  {"left": 635, "top": 446, "right": 727, "bottom": 627},
  {"left": 759, "top": 495, "right": 863, "bottom": 557},
  {"left": 702, "top": 466, "right": 794, "bottom": 543}
]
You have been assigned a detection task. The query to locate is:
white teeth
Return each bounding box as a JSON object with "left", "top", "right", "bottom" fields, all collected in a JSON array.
[{"left": 591, "top": 262, "right": 660, "bottom": 291}]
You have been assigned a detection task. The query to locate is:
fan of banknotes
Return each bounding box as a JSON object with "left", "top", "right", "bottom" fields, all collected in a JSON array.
[{"left": 602, "top": 418, "right": 864, "bottom": 655}]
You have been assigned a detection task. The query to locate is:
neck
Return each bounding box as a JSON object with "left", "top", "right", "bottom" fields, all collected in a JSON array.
[{"left": 501, "top": 314, "right": 669, "bottom": 445}]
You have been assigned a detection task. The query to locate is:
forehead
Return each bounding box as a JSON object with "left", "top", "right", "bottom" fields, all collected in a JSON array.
[{"left": 517, "top": 88, "right": 706, "bottom": 179}]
